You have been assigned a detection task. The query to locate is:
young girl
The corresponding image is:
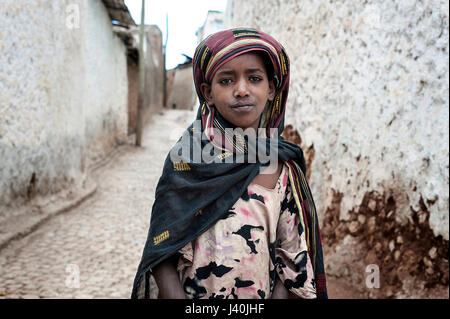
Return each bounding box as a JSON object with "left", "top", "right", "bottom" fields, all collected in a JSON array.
[{"left": 131, "top": 28, "right": 327, "bottom": 299}]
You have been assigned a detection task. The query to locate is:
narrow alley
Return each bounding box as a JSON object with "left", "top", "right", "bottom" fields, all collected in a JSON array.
[{"left": 0, "top": 109, "right": 195, "bottom": 299}]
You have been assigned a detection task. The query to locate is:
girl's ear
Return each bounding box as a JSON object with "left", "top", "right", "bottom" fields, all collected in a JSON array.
[
  {"left": 268, "top": 80, "right": 276, "bottom": 102},
  {"left": 200, "top": 83, "right": 213, "bottom": 105}
]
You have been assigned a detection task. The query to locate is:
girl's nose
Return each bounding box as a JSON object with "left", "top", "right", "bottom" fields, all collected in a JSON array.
[{"left": 234, "top": 78, "right": 249, "bottom": 98}]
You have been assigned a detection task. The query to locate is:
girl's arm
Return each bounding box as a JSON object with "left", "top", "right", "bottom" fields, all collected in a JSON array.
[{"left": 152, "top": 256, "right": 187, "bottom": 299}]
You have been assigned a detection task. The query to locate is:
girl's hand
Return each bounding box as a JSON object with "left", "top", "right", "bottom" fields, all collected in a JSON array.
[{"left": 153, "top": 257, "right": 187, "bottom": 299}]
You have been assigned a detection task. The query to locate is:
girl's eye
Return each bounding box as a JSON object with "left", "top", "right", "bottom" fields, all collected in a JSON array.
[
  {"left": 249, "top": 76, "right": 262, "bottom": 82},
  {"left": 219, "top": 78, "right": 232, "bottom": 85}
]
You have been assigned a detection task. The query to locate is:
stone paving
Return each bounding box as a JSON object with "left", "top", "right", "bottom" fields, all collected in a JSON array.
[{"left": 0, "top": 108, "right": 196, "bottom": 299}]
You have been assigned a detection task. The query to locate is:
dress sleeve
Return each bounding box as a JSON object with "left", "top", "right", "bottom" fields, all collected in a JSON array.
[
  {"left": 176, "top": 241, "right": 194, "bottom": 275},
  {"left": 275, "top": 182, "right": 317, "bottom": 299}
]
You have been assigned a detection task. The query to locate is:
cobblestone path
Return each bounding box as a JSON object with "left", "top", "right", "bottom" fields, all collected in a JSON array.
[{"left": 0, "top": 109, "right": 195, "bottom": 299}]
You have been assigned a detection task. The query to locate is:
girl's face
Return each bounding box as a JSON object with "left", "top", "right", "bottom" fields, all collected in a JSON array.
[{"left": 201, "top": 53, "right": 276, "bottom": 131}]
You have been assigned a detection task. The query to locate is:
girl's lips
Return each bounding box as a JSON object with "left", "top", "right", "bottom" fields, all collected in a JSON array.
[{"left": 230, "top": 104, "right": 254, "bottom": 112}]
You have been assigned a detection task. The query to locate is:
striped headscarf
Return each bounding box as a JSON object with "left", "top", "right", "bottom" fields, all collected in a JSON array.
[
  {"left": 131, "top": 28, "right": 327, "bottom": 299},
  {"left": 193, "top": 28, "right": 290, "bottom": 144}
]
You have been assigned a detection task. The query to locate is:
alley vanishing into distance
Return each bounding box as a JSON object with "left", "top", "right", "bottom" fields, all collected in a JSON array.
[
  {"left": 0, "top": 108, "right": 356, "bottom": 299},
  {"left": 0, "top": 109, "right": 195, "bottom": 298}
]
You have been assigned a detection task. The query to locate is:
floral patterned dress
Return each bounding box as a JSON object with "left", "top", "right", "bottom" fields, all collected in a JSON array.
[{"left": 176, "top": 164, "right": 316, "bottom": 299}]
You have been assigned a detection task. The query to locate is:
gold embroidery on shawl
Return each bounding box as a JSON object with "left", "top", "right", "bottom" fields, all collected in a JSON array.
[
  {"left": 194, "top": 209, "right": 203, "bottom": 216},
  {"left": 153, "top": 230, "right": 169, "bottom": 245},
  {"left": 173, "top": 161, "right": 191, "bottom": 171}
]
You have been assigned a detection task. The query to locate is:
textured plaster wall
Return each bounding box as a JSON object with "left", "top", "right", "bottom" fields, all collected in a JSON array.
[
  {"left": 225, "top": 0, "right": 449, "bottom": 297},
  {"left": 82, "top": 0, "right": 128, "bottom": 163},
  {"left": 168, "top": 66, "right": 197, "bottom": 110},
  {"left": 0, "top": 0, "right": 128, "bottom": 211},
  {"left": 143, "top": 25, "right": 165, "bottom": 120}
]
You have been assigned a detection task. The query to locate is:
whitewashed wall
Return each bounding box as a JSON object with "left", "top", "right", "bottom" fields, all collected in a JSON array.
[
  {"left": 0, "top": 0, "right": 128, "bottom": 211},
  {"left": 225, "top": 0, "right": 449, "bottom": 298}
]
